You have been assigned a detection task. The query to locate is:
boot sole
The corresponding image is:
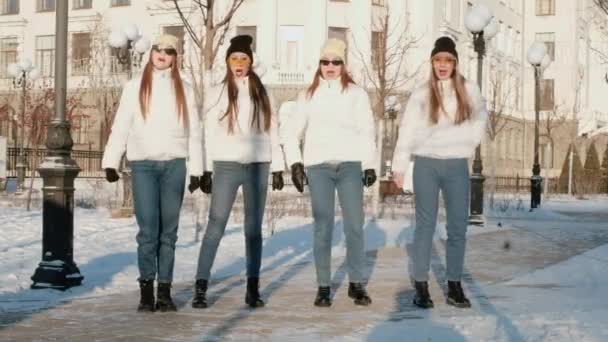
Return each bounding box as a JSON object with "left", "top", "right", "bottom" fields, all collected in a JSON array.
[
  {"left": 348, "top": 293, "right": 372, "bottom": 306},
  {"left": 413, "top": 299, "right": 434, "bottom": 309},
  {"left": 314, "top": 301, "right": 332, "bottom": 307},
  {"left": 446, "top": 298, "right": 471, "bottom": 308},
  {"left": 192, "top": 302, "right": 208, "bottom": 309},
  {"left": 137, "top": 306, "right": 155, "bottom": 313}
]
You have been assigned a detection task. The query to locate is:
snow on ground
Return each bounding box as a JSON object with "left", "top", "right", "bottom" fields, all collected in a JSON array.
[{"left": 1, "top": 191, "right": 608, "bottom": 341}]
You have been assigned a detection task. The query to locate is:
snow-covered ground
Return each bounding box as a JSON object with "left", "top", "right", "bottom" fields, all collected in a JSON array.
[{"left": 1, "top": 189, "right": 608, "bottom": 341}]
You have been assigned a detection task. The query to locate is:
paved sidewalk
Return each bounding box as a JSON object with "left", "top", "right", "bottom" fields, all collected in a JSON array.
[{"left": 1, "top": 220, "right": 608, "bottom": 341}]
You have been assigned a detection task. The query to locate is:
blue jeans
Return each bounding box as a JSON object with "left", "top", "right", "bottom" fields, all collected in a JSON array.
[
  {"left": 307, "top": 162, "right": 366, "bottom": 287},
  {"left": 131, "top": 159, "right": 186, "bottom": 283},
  {"left": 195, "top": 161, "right": 270, "bottom": 280},
  {"left": 412, "top": 156, "right": 469, "bottom": 282}
]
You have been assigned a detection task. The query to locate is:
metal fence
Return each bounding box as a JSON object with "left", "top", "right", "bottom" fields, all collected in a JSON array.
[{"left": 6, "top": 147, "right": 103, "bottom": 178}]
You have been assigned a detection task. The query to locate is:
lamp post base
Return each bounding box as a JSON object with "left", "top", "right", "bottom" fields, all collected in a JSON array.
[
  {"left": 530, "top": 175, "right": 542, "bottom": 209},
  {"left": 469, "top": 172, "right": 485, "bottom": 225},
  {"left": 31, "top": 260, "right": 83, "bottom": 291}
]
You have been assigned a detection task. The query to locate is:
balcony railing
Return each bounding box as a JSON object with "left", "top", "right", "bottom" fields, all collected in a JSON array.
[{"left": 72, "top": 58, "right": 91, "bottom": 75}]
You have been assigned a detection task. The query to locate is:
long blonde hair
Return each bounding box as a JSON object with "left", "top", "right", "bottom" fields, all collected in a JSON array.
[
  {"left": 138, "top": 54, "right": 189, "bottom": 128},
  {"left": 428, "top": 60, "right": 472, "bottom": 125}
]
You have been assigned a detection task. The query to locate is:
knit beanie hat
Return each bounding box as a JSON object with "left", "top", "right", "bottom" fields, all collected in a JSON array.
[
  {"left": 226, "top": 35, "right": 254, "bottom": 63},
  {"left": 431, "top": 36, "right": 458, "bottom": 61},
  {"left": 154, "top": 34, "right": 178, "bottom": 50},
  {"left": 320, "top": 38, "right": 346, "bottom": 61}
]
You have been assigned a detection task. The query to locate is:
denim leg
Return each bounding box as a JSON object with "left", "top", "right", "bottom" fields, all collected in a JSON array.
[
  {"left": 412, "top": 157, "right": 441, "bottom": 282},
  {"left": 440, "top": 159, "right": 470, "bottom": 281},
  {"left": 336, "top": 162, "right": 366, "bottom": 283},
  {"left": 307, "top": 164, "right": 336, "bottom": 287},
  {"left": 195, "top": 162, "right": 241, "bottom": 280},
  {"left": 242, "top": 163, "right": 270, "bottom": 278},
  {"left": 157, "top": 159, "right": 186, "bottom": 283},
  {"left": 131, "top": 161, "right": 161, "bottom": 281}
]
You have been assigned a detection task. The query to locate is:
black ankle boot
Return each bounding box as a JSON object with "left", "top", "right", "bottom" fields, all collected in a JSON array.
[
  {"left": 192, "top": 279, "right": 208, "bottom": 309},
  {"left": 137, "top": 279, "right": 155, "bottom": 312},
  {"left": 156, "top": 282, "right": 177, "bottom": 312},
  {"left": 447, "top": 281, "right": 471, "bottom": 308},
  {"left": 348, "top": 282, "right": 372, "bottom": 306},
  {"left": 314, "top": 286, "right": 331, "bottom": 307},
  {"left": 245, "top": 277, "right": 265, "bottom": 308},
  {"left": 413, "top": 281, "right": 434, "bottom": 309}
]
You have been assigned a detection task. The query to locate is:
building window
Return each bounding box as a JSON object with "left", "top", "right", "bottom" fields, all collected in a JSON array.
[
  {"left": 371, "top": 31, "right": 385, "bottom": 68},
  {"left": 279, "top": 26, "right": 304, "bottom": 71},
  {"left": 236, "top": 26, "right": 257, "bottom": 52},
  {"left": 0, "top": 0, "right": 19, "bottom": 15},
  {"left": 163, "top": 26, "right": 185, "bottom": 68},
  {"left": 372, "top": 0, "right": 385, "bottom": 6},
  {"left": 36, "top": 35, "right": 55, "bottom": 77},
  {"left": 71, "top": 32, "right": 91, "bottom": 75},
  {"left": 110, "top": 0, "right": 130, "bottom": 7},
  {"left": 328, "top": 27, "right": 348, "bottom": 62},
  {"left": 535, "top": 32, "right": 555, "bottom": 61},
  {"left": 0, "top": 37, "right": 18, "bottom": 78},
  {"left": 540, "top": 79, "right": 554, "bottom": 111},
  {"left": 73, "top": 0, "right": 91, "bottom": 9},
  {"left": 535, "top": 0, "right": 555, "bottom": 16},
  {"left": 36, "top": 0, "right": 55, "bottom": 12},
  {"left": 540, "top": 142, "right": 553, "bottom": 168}
]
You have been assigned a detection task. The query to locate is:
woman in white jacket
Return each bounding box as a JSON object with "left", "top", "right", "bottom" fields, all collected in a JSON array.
[
  {"left": 283, "top": 38, "right": 376, "bottom": 307},
  {"left": 392, "top": 36, "right": 487, "bottom": 309},
  {"left": 101, "top": 34, "right": 203, "bottom": 313},
  {"left": 192, "top": 35, "right": 285, "bottom": 309}
]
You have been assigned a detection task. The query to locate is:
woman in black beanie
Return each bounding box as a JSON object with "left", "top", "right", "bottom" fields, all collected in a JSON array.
[
  {"left": 391, "top": 36, "right": 487, "bottom": 309},
  {"left": 192, "top": 35, "right": 285, "bottom": 309}
]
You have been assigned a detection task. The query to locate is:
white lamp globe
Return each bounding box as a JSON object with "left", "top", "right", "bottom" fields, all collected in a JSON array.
[
  {"left": 28, "top": 68, "right": 40, "bottom": 80},
  {"left": 109, "top": 30, "right": 128, "bottom": 48},
  {"left": 122, "top": 23, "right": 139, "bottom": 41},
  {"left": 7, "top": 63, "right": 22, "bottom": 78},
  {"left": 484, "top": 19, "right": 499, "bottom": 40},
  {"left": 540, "top": 54, "right": 552, "bottom": 70},
  {"left": 465, "top": 10, "right": 486, "bottom": 33},
  {"left": 134, "top": 36, "right": 151, "bottom": 54},
  {"left": 18, "top": 58, "right": 33, "bottom": 72},
  {"left": 527, "top": 42, "right": 547, "bottom": 65},
  {"left": 472, "top": 3, "right": 493, "bottom": 25}
]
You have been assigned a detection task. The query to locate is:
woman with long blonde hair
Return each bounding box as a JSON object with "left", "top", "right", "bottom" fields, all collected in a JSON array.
[
  {"left": 283, "top": 38, "right": 377, "bottom": 307},
  {"left": 192, "top": 35, "right": 285, "bottom": 309},
  {"left": 102, "top": 34, "right": 203, "bottom": 313},
  {"left": 392, "top": 36, "right": 487, "bottom": 309}
]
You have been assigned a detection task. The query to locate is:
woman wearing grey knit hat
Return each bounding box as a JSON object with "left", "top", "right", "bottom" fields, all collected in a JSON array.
[
  {"left": 283, "top": 38, "right": 376, "bottom": 307},
  {"left": 392, "top": 35, "right": 487, "bottom": 309}
]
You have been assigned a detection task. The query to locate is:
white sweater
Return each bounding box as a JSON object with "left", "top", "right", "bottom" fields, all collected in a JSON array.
[
  {"left": 101, "top": 69, "right": 204, "bottom": 176},
  {"left": 203, "top": 78, "right": 285, "bottom": 172},
  {"left": 391, "top": 78, "right": 487, "bottom": 173},
  {"left": 282, "top": 79, "right": 377, "bottom": 170}
]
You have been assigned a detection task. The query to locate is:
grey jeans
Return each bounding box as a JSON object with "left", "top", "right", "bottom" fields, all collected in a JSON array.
[{"left": 411, "top": 156, "right": 470, "bottom": 282}]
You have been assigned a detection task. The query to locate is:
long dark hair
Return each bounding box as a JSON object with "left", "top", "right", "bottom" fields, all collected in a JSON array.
[
  {"left": 306, "top": 64, "right": 355, "bottom": 99},
  {"left": 138, "top": 53, "right": 189, "bottom": 128},
  {"left": 220, "top": 65, "right": 271, "bottom": 134},
  {"left": 428, "top": 57, "right": 471, "bottom": 125}
]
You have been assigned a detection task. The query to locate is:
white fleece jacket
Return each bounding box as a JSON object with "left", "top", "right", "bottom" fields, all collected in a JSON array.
[
  {"left": 282, "top": 79, "right": 377, "bottom": 170},
  {"left": 203, "top": 78, "right": 285, "bottom": 172},
  {"left": 391, "top": 78, "right": 487, "bottom": 173},
  {"left": 101, "top": 69, "right": 204, "bottom": 176}
]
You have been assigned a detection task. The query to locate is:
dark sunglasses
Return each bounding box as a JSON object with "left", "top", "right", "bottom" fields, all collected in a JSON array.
[
  {"left": 152, "top": 45, "right": 178, "bottom": 56},
  {"left": 319, "top": 59, "right": 344, "bottom": 66}
]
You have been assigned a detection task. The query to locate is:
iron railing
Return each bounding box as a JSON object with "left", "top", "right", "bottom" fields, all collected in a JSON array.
[{"left": 6, "top": 147, "right": 103, "bottom": 178}]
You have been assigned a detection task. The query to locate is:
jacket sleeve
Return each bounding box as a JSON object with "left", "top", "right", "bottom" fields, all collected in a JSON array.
[
  {"left": 186, "top": 85, "right": 204, "bottom": 176},
  {"left": 356, "top": 88, "right": 378, "bottom": 171},
  {"left": 101, "top": 81, "right": 135, "bottom": 170},
  {"left": 467, "top": 81, "right": 488, "bottom": 147},
  {"left": 391, "top": 91, "right": 422, "bottom": 174},
  {"left": 281, "top": 92, "right": 309, "bottom": 167},
  {"left": 269, "top": 94, "right": 286, "bottom": 172}
]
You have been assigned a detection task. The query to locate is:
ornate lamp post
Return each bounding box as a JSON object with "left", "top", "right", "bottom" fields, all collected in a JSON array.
[
  {"left": 108, "top": 24, "right": 149, "bottom": 215},
  {"left": 31, "top": 0, "right": 82, "bottom": 290},
  {"left": 464, "top": 4, "right": 498, "bottom": 225},
  {"left": 7, "top": 60, "right": 39, "bottom": 193},
  {"left": 526, "top": 42, "right": 551, "bottom": 209}
]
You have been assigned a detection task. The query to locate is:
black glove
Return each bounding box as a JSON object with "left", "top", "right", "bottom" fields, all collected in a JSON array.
[
  {"left": 363, "top": 169, "right": 377, "bottom": 187},
  {"left": 291, "top": 162, "right": 307, "bottom": 193},
  {"left": 105, "top": 168, "right": 119, "bottom": 183},
  {"left": 200, "top": 171, "right": 213, "bottom": 194},
  {"left": 188, "top": 176, "right": 200, "bottom": 193},
  {"left": 272, "top": 171, "right": 284, "bottom": 191}
]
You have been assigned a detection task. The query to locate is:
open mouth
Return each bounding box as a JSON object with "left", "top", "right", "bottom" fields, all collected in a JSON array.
[
  {"left": 158, "top": 56, "right": 166, "bottom": 63},
  {"left": 326, "top": 70, "right": 336, "bottom": 76},
  {"left": 438, "top": 69, "right": 449, "bottom": 77},
  {"left": 234, "top": 68, "right": 245, "bottom": 77}
]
